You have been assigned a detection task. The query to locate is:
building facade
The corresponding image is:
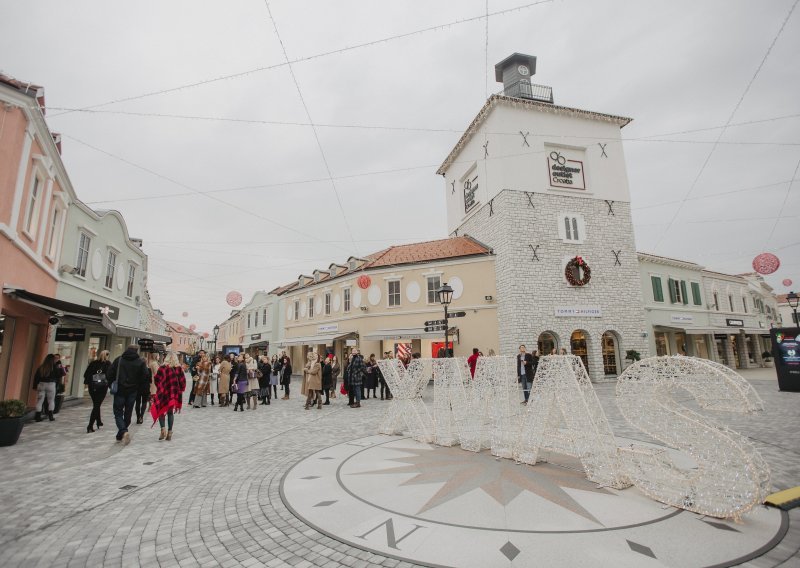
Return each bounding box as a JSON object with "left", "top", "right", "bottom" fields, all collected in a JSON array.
[
  {"left": 240, "top": 290, "right": 279, "bottom": 356},
  {"left": 437, "top": 54, "right": 649, "bottom": 378},
  {"left": 276, "top": 237, "right": 498, "bottom": 368}
]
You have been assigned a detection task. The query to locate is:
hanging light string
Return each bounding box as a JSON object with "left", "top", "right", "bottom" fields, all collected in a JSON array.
[
  {"left": 652, "top": 0, "right": 799, "bottom": 252},
  {"left": 47, "top": 0, "right": 555, "bottom": 119},
  {"left": 762, "top": 152, "right": 800, "bottom": 248},
  {"left": 262, "top": 0, "right": 359, "bottom": 255}
]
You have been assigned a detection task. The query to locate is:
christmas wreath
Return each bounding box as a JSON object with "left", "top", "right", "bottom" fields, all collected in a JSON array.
[{"left": 565, "top": 256, "right": 591, "bottom": 286}]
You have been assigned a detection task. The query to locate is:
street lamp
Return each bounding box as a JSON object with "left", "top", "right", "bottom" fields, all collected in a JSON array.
[
  {"left": 438, "top": 283, "right": 454, "bottom": 357},
  {"left": 213, "top": 324, "right": 220, "bottom": 355},
  {"left": 788, "top": 291, "right": 799, "bottom": 328},
  {"left": 199, "top": 336, "right": 205, "bottom": 351}
]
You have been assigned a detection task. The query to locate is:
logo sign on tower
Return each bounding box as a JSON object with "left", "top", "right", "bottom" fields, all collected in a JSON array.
[{"left": 547, "top": 149, "right": 586, "bottom": 190}]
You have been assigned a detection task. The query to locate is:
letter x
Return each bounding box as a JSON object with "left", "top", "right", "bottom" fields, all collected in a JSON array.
[
  {"left": 519, "top": 131, "right": 530, "bottom": 147},
  {"left": 451, "top": 180, "right": 455, "bottom": 194},
  {"left": 598, "top": 142, "right": 608, "bottom": 158},
  {"left": 612, "top": 250, "right": 622, "bottom": 266},
  {"left": 488, "top": 198, "right": 494, "bottom": 216},
  {"left": 483, "top": 141, "right": 489, "bottom": 158},
  {"left": 605, "top": 200, "right": 615, "bottom": 216},
  {"left": 529, "top": 244, "right": 540, "bottom": 261},
  {"left": 525, "top": 192, "right": 535, "bottom": 208}
]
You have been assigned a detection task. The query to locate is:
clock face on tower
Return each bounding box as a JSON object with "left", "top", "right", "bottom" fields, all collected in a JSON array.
[{"left": 517, "top": 64, "right": 530, "bottom": 76}]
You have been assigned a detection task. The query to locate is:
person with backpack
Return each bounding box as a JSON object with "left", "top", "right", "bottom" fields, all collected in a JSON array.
[
  {"left": 108, "top": 344, "right": 148, "bottom": 445},
  {"left": 83, "top": 350, "right": 111, "bottom": 432}
]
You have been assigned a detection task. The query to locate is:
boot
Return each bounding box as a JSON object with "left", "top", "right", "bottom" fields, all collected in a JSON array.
[
  {"left": 166, "top": 431, "right": 173, "bottom": 441},
  {"left": 35, "top": 412, "right": 43, "bottom": 422},
  {"left": 159, "top": 428, "right": 167, "bottom": 440},
  {"left": 210, "top": 395, "right": 215, "bottom": 406},
  {"left": 317, "top": 397, "right": 322, "bottom": 409},
  {"left": 48, "top": 411, "right": 55, "bottom": 421}
]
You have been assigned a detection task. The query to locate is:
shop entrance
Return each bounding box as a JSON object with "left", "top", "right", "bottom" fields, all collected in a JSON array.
[
  {"left": 570, "top": 330, "right": 589, "bottom": 371},
  {"left": 537, "top": 331, "right": 558, "bottom": 356},
  {"left": 601, "top": 331, "right": 620, "bottom": 376},
  {"left": 655, "top": 331, "right": 670, "bottom": 356}
]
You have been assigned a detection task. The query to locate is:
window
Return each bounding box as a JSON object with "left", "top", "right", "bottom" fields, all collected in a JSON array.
[
  {"left": 680, "top": 280, "right": 688, "bottom": 305},
  {"left": 294, "top": 300, "right": 300, "bottom": 320},
  {"left": 308, "top": 297, "right": 314, "bottom": 318},
  {"left": 565, "top": 217, "right": 572, "bottom": 240},
  {"left": 668, "top": 278, "right": 682, "bottom": 304},
  {"left": 742, "top": 296, "right": 748, "bottom": 313},
  {"left": 126, "top": 264, "right": 135, "bottom": 297},
  {"left": 24, "top": 176, "right": 42, "bottom": 237},
  {"left": 427, "top": 276, "right": 441, "bottom": 304},
  {"left": 325, "top": 292, "right": 331, "bottom": 315},
  {"left": 388, "top": 280, "right": 401, "bottom": 307},
  {"left": 46, "top": 208, "right": 61, "bottom": 258},
  {"left": 262, "top": 308, "right": 267, "bottom": 325},
  {"left": 247, "top": 313, "right": 251, "bottom": 328},
  {"left": 728, "top": 294, "right": 734, "bottom": 312},
  {"left": 651, "top": 276, "right": 664, "bottom": 302},
  {"left": 349, "top": 260, "right": 357, "bottom": 270},
  {"left": 104, "top": 250, "right": 117, "bottom": 289},
  {"left": 691, "top": 282, "right": 702, "bottom": 306},
  {"left": 713, "top": 291, "right": 719, "bottom": 311},
  {"left": 560, "top": 214, "right": 584, "bottom": 242},
  {"left": 343, "top": 288, "right": 351, "bottom": 312}
]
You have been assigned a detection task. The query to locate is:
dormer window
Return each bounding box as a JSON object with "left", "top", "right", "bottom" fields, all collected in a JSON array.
[
  {"left": 330, "top": 266, "right": 337, "bottom": 277},
  {"left": 314, "top": 272, "right": 320, "bottom": 282},
  {"left": 349, "top": 260, "right": 357, "bottom": 271}
]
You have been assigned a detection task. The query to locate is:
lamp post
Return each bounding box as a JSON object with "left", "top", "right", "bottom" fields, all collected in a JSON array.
[
  {"left": 213, "top": 324, "right": 220, "bottom": 356},
  {"left": 199, "top": 336, "right": 205, "bottom": 352},
  {"left": 788, "top": 291, "right": 799, "bottom": 328},
  {"left": 438, "top": 283, "right": 454, "bottom": 357}
]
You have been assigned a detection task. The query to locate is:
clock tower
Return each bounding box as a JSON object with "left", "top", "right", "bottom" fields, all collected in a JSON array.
[{"left": 437, "top": 54, "right": 649, "bottom": 380}]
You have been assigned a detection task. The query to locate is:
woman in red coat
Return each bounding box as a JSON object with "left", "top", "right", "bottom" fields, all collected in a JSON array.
[{"left": 150, "top": 351, "right": 186, "bottom": 441}]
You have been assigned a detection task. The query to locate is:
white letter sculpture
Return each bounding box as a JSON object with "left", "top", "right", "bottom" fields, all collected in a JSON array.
[
  {"left": 432, "top": 356, "right": 522, "bottom": 457},
  {"left": 377, "top": 359, "right": 434, "bottom": 443},
  {"left": 616, "top": 356, "right": 771, "bottom": 520},
  {"left": 513, "top": 355, "right": 629, "bottom": 489}
]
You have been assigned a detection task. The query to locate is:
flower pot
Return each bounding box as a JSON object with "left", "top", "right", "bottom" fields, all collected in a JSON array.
[
  {"left": 0, "top": 416, "right": 24, "bottom": 447},
  {"left": 764, "top": 360, "right": 774, "bottom": 368}
]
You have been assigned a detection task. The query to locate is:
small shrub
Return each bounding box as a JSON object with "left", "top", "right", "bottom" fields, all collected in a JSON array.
[
  {"left": 0, "top": 399, "right": 26, "bottom": 419},
  {"left": 625, "top": 350, "right": 641, "bottom": 362}
]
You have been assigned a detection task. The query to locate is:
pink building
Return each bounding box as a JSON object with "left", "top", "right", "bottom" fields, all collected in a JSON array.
[{"left": 0, "top": 75, "right": 75, "bottom": 404}]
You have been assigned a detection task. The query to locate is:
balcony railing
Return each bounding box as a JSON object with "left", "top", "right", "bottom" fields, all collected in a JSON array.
[{"left": 500, "top": 80, "right": 553, "bottom": 104}]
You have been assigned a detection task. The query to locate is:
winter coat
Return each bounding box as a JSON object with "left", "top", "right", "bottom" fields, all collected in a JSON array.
[
  {"left": 109, "top": 348, "right": 148, "bottom": 396},
  {"left": 235, "top": 362, "right": 249, "bottom": 394},
  {"left": 321, "top": 361, "right": 333, "bottom": 390},
  {"left": 83, "top": 360, "right": 111, "bottom": 393},
  {"left": 348, "top": 355, "right": 365, "bottom": 388},
  {"left": 219, "top": 360, "right": 232, "bottom": 393},
  {"left": 246, "top": 358, "right": 259, "bottom": 391},
  {"left": 270, "top": 363, "right": 279, "bottom": 386},
  {"left": 281, "top": 361, "right": 292, "bottom": 385},
  {"left": 303, "top": 361, "right": 322, "bottom": 392},
  {"left": 194, "top": 360, "right": 211, "bottom": 396},
  {"left": 150, "top": 365, "right": 186, "bottom": 423},
  {"left": 258, "top": 362, "right": 271, "bottom": 389},
  {"left": 364, "top": 361, "right": 378, "bottom": 389}
]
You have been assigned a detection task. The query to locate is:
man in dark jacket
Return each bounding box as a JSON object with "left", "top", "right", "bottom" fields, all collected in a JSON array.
[
  {"left": 516, "top": 345, "right": 535, "bottom": 404},
  {"left": 109, "top": 345, "right": 148, "bottom": 445},
  {"left": 348, "top": 351, "right": 366, "bottom": 408}
]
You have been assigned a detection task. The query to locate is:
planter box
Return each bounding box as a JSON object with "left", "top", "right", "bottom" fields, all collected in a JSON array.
[{"left": 0, "top": 417, "right": 24, "bottom": 447}]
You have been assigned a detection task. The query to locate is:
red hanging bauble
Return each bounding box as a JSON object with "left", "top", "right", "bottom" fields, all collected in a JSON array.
[
  {"left": 357, "top": 275, "right": 372, "bottom": 289},
  {"left": 752, "top": 253, "right": 780, "bottom": 275}
]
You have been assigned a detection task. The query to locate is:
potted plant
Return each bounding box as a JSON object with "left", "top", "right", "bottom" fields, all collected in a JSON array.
[
  {"left": 625, "top": 350, "right": 641, "bottom": 368},
  {"left": 0, "top": 399, "right": 27, "bottom": 447},
  {"left": 762, "top": 350, "right": 774, "bottom": 368}
]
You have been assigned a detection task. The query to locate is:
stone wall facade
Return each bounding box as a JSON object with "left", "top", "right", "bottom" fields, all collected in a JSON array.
[{"left": 456, "top": 188, "right": 649, "bottom": 380}]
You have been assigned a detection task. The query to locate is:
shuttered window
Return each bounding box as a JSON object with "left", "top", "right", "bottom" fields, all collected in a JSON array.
[
  {"left": 651, "top": 276, "right": 664, "bottom": 302},
  {"left": 691, "top": 282, "right": 702, "bottom": 305}
]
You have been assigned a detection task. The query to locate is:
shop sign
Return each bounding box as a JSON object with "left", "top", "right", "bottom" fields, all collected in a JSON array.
[
  {"left": 250, "top": 334, "right": 261, "bottom": 340},
  {"left": 55, "top": 327, "right": 86, "bottom": 341},
  {"left": 90, "top": 299, "right": 120, "bottom": 320},
  {"left": 726, "top": 319, "right": 744, "bottom": 327},
  {"left": 345, "top": 339, "right": 357, "bottom": 347},
  {"left": 318, "top": 323, "right": 338, "bottom": 333},
  {"left": 547, "top": 150, "right": 586, "bottom": 190},
  {"left": 670, "top": 314, "right": 694, "bottom": 325},
  {"left": 555, "top": 306, "right": 602, "bottom": 317}
]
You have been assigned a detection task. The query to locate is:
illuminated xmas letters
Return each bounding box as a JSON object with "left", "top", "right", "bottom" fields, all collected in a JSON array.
[{"left": 378, "top": 355, "right": 771, "bottom": 520}]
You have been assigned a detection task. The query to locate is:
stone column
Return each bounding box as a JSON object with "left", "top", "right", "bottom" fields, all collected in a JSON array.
[
  {"left": 736, "top": 332, "right": 750, "bottom": 369},
  {"left": 723, "top": 335, "right": 736, "bottom": 369},
  {"left": 752, "top": 335, "right": 764, "bottom": 367},
  {"left": 667, "top": 333, "right": 679, "bottom": 356},
  {"left": 588, "top": 334, "right": 605, "bottom": 382},
  {"left": 707, "top": 335, "right": 719, "bottom": 362}
]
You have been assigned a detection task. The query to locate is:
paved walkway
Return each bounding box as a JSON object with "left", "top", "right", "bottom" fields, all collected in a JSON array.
[{"left": 0, "top": 369, "right": 798, "bottom": 567}]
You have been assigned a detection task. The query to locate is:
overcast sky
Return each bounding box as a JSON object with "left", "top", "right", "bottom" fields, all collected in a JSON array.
[{"left": 2, "top": 0, "right": 798, "bottom": 334}]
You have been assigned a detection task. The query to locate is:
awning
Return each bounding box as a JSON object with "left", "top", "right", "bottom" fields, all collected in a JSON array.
[
  {"left": 114, "top": 324, "right": 171, "bottom": 343},
  {"left": 683, "top": 329, "right": 718, "bottom": 335},
  {"left": 279, "top": 332, "right": 355, "bottom": 347},
  {"left": 363, "top": 327, "right": 458, "bottom": 341},
  {"left": 3, "top": 286, "right": 116, "bottom": 332}
]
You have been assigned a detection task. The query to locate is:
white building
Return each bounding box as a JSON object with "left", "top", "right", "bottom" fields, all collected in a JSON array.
[
  {"left": 240, "top": 290, "right": 280, "bottom": 356},
  {"left": 437, "top": 53, "right": 649, "bottom": 378}
]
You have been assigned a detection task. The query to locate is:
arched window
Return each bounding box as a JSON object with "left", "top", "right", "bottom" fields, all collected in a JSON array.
[
  {"left": 572, "top": 217, "right": 579, "bottom": 241},
  {"left": 564, "top": 217, "right": 572, "bottom": 240}
]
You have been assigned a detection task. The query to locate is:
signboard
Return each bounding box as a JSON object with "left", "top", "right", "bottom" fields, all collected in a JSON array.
[
  {"left": 222, "top": 345, "right": 243, "bottom": 356},
  {"left": 449, "top": 311, "right": 467, "bottom": 318},
  {"left": 345, "top": 339, "right": 358, "bottom": 347},
  {"left": 463, "top": 174, "right": 478, "bottom": 213},
  {"left": 547, "top": 150, "right": 586, "bottom": 190},
  {"left": 771, "top": 328, "right": 800, "bottom": 391},
  {"left": 555, "top": 306, "right": 602, "bottom": 317},
  {"left": 670, "top": 314, "right": 694, "bottom": 325},
  {"left": 424, "top": 319, "right": 447, "bottom": 326},
  {"left": 250, "top": 334, "right": 262, "bottom": 340},
  {"left": 317, "top": 323, "right": 339, "bottom": 333},
  {"left": 425, "top": 325, "right": 447, "bottom": 332},
  {"left": 726, "top": 319, "right": 744, "bottom": 327},
  {"left": 55, "top": 327, "right": 86, "bottom": 342},
  {"left": 90, "top": 299, "right": 119, "bottom": 320}
]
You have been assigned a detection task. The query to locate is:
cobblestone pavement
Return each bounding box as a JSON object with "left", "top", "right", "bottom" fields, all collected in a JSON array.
[{"left": 0, "top": 369, "right": 798, "bottom": 568}]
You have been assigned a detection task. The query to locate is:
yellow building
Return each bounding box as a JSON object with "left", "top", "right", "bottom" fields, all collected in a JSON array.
[{"left": 276, "top": 236, "right": 498, "bottom": 364}]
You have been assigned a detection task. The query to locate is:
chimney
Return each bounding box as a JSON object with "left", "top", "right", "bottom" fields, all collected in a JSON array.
[{"left": 494, "top": 53, "right": 553, "bottom": 103}]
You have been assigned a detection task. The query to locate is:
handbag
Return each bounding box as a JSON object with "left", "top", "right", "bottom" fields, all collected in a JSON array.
[
  {"left": 109, "top": 360, "right": 121, "bottom": 394},
  {"left": 91, "top": 370, "right": 108, "bottom": 390}
]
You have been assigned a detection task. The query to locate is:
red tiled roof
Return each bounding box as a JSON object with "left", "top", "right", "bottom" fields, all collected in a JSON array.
[
  {"left": 364, "top": 236, "right": 491, "bottom": 268},
  {"left": 272, "top": 236, "right": 492, "bottom": 294}
]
